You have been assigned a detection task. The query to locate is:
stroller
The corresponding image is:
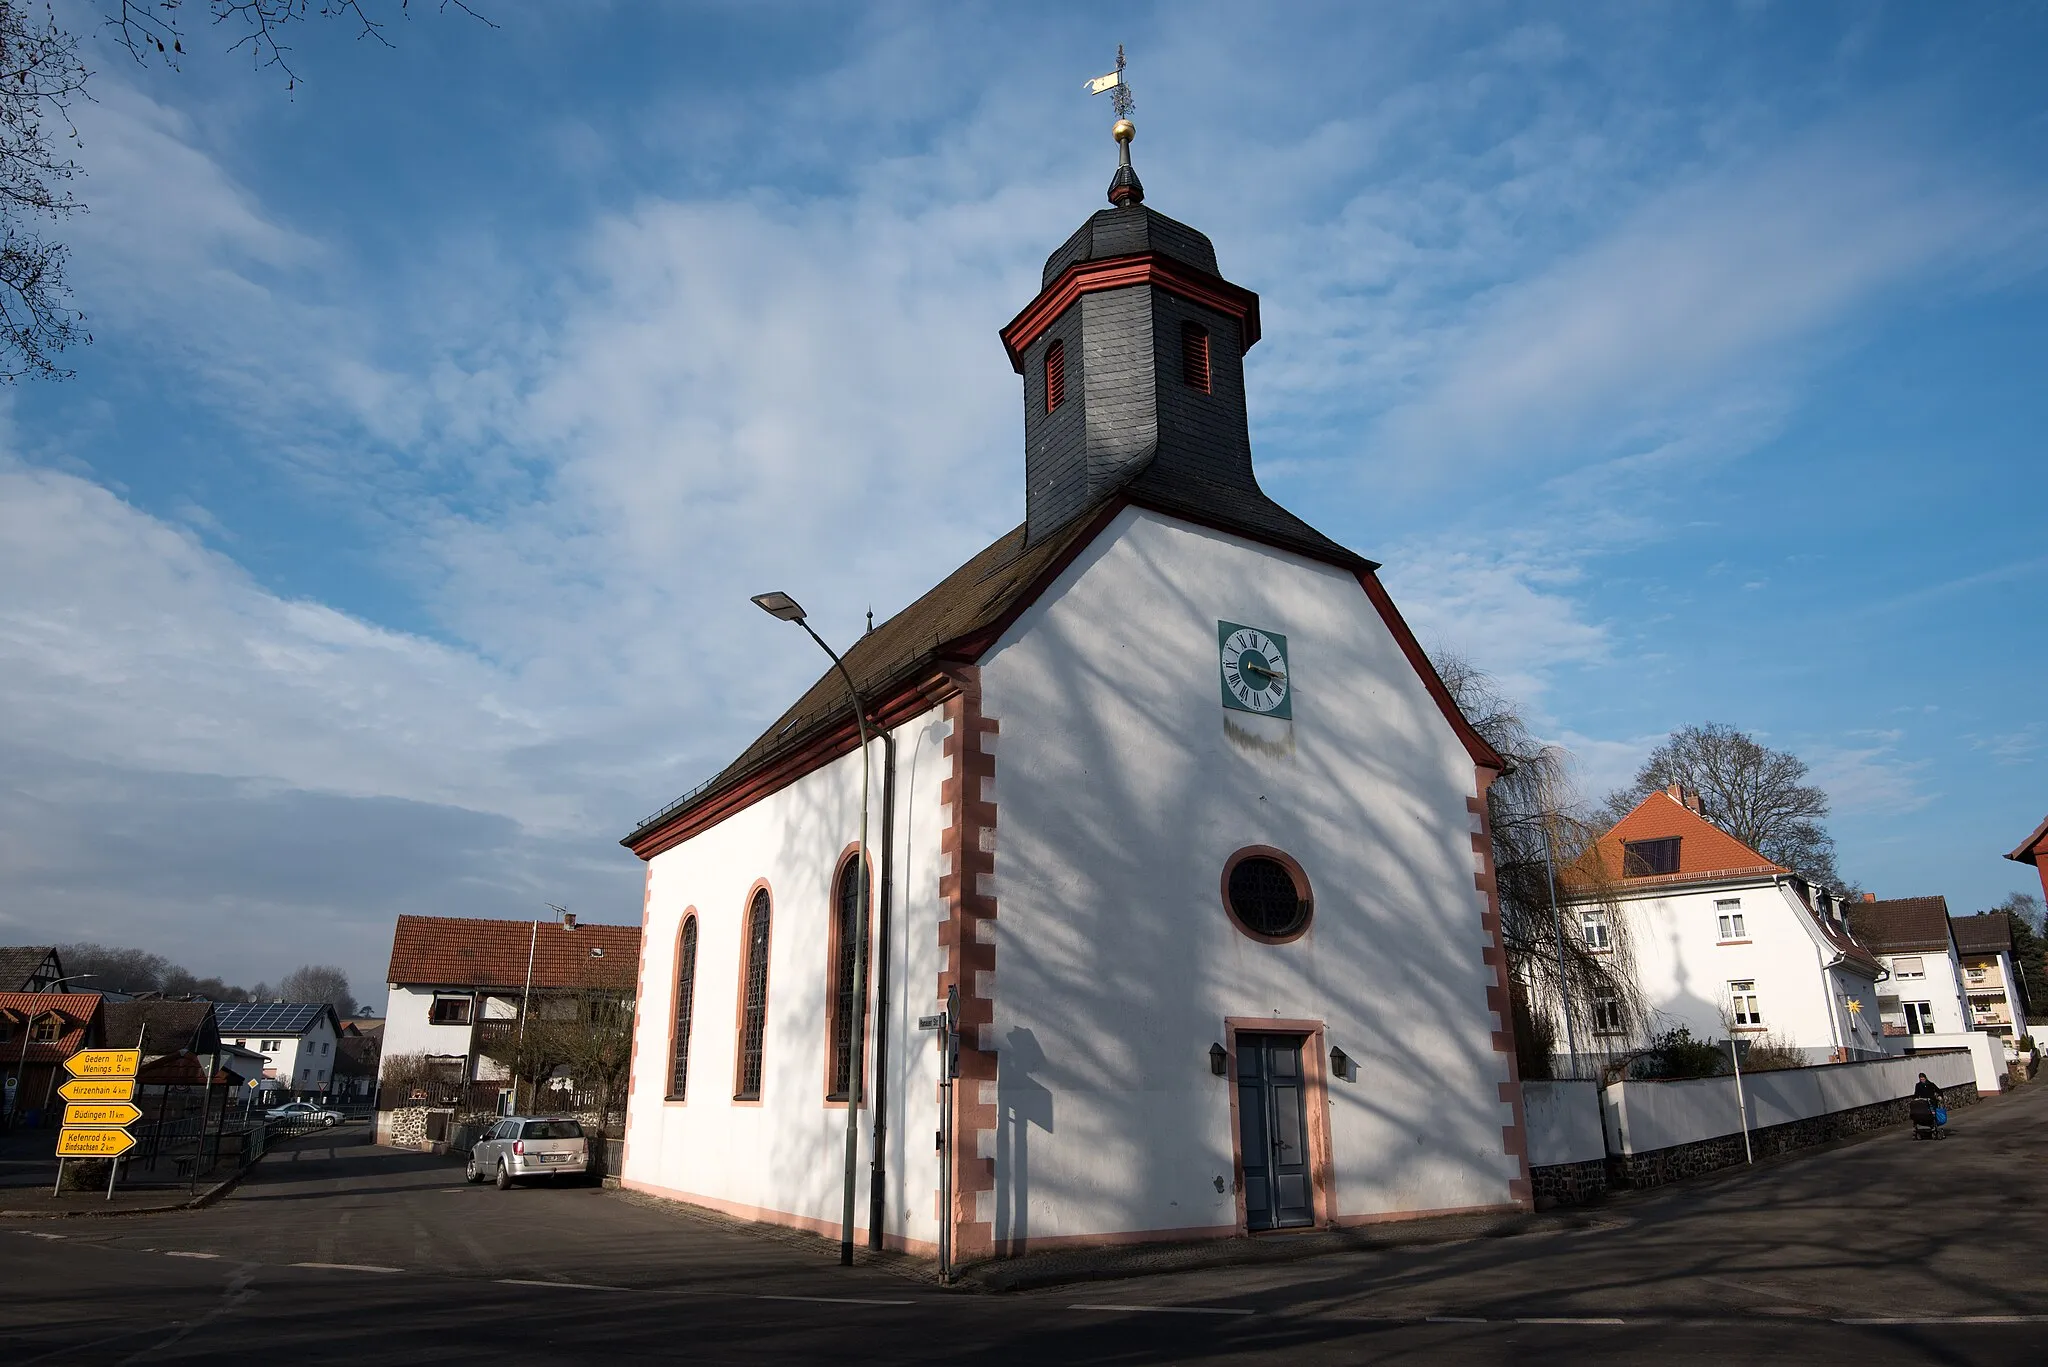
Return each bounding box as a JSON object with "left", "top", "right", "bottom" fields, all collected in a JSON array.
[{"left": 1909, "top": 1096, "right": 1948, "bottom": 1140}]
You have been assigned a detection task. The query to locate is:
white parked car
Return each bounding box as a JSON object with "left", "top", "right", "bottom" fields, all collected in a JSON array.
[
  {"left": 467, "top": 1116, "right": 590, "bottom": 1188},
  {"left": 265, "top": 1101, "right": 343, "bottom": 1126}
]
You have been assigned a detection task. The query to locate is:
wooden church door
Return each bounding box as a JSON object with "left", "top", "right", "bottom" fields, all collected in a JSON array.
[{"left": 1235, "top": 1033, "right": 1314, "bottom": 1231}]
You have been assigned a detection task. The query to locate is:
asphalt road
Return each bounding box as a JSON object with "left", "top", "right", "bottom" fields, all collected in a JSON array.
[{"left": 1, "top": 1082, "right": 2046, "bottom": 1365}]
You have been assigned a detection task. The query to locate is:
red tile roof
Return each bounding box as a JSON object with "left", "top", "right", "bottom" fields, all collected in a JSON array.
[
  {"left": 386, "top": 916, "right": 641, "bottom": 991},
  {"left": 1591, "top": 790, "right": 1786, "bottom": 884},
  {"left": 0, "top": 993, "right": 105, "bottom": 1064}
]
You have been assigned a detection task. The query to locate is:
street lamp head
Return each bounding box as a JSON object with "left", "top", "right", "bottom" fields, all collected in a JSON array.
[{"left": 751, "top": 591, "right": 807, "bottom": 623}]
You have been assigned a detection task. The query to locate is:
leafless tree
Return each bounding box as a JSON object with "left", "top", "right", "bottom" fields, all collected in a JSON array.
[
  {"left": 105, "top": 1, "right": 493, "bottom": 90},
  {"left": 0, "top": 1, "right": 491, "bottom": 380},
  {"left": 278, "top": 964, "right": 354, "bottom": 1014},
  {"left": 1603, "top": 722, "right": 1845, "bottom": 889},
  {"left": 475, "top": 953, "right": 634, "bottom": 1130},
  {"left": 1435, "top": 653, "right": 1646, "bottom": 1078},
  {"left": 0, "top": 2, "right": 89, "bottom": 379}
]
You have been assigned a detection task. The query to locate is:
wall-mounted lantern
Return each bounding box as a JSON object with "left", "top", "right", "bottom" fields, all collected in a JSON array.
[
  {"left": 1329, "top": 1045, "right": 1350, "bottom": 1079},
  {"left": 1209, "top": 1042, "right": 1229, "bottom": 1077}
]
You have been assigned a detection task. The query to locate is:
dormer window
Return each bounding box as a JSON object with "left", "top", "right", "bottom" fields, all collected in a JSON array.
[
  {"left": 1622, "top": 836, "right": 1681, "bottom": 877},
  {"left": 1044, "top": 339, "right": 1066, "bottom": 412},
  {"left": 1181, "top": 322, "right": 1211, "bottom": 393}
]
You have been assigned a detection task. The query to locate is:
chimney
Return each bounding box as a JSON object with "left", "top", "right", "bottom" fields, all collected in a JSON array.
[
  {"left": 1665, "top": 781, "right": 1684, "bottom": 801},
  {"left": 1686, "top": 790, "right": 1705, "bottom": 816},
  {"left": 1863, "top": 892, "right": 1876, "bottom": 903},
  {"left": 560, "top": 911, "right": 577, "bottom": 930}
]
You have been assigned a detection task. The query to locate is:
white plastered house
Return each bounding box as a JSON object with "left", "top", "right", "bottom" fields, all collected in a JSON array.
[
  {"left": 1846, "top": 896, "right": 1972, "bottom": 1039},
  {"left": 214, "top": 1002, "right": 342, "bottom": 1096},
  {"left": 618, "top": 159, "right": 1532, "bottom": 1263},
  {"left": 1557, "top": 788, "right": 1888, "bottom": 1070}
]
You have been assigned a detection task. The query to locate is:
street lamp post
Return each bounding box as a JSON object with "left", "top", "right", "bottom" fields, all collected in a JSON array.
[{"left": 753, "top": 591, "right": 872, "bottom": 1269}]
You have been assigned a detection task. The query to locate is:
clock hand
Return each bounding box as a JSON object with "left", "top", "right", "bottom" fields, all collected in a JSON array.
[{"left": 1242, "top": 662, "right": 1286, "bottom": 682}]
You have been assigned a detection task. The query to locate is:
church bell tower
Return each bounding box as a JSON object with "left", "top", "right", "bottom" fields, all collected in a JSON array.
[{"left": 1000, "top": 119, "right": 1267, "bottom": 547}]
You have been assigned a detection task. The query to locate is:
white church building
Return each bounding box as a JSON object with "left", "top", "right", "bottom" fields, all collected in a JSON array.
[{"left": 617, "top": 131, "right": 1530, "bottom": 1262}]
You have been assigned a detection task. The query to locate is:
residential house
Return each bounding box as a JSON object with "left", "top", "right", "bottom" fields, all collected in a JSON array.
[
  {"left": 103, "top": 999, "right": 265, "bottom": 1115},
  {"left": 1560, "top": 785, "right": 1888, "bottom": 1068},
  {"left": 1846, "top": 896, "right": 1972, "bottom": 1039},
  {"left": 0, "top": 992, "right": 105, "bottom": 1127},
  {"left": 618, "top": 161, "right": 1534, "bottom": 1259},
  {"left": 377, "top": 913, "right": 640, "bottom": 1124},
  {"left": 214, "top": 1002, "right": 343, "bottom": 1097},
  {"left": 0, "top": 946, "right": 66, "bottom": 993},
  {"left": 332, "top": 1019, "right": 383, "bottom": 1103},
  {"left": 1950, "top": 913, "right": 2033, "bottom": 1041}
]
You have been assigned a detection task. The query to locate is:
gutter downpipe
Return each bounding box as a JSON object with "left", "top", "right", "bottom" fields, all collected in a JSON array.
[{"left": 867, "top": 729, "right": 897, "bottom": 1250}]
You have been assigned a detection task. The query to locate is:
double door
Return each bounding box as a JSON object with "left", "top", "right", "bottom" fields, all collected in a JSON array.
[{"left": 1235, "top": 1033, "right": 1314, "bottom": 1231}]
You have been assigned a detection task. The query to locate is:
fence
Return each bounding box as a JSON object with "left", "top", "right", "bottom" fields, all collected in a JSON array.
[{"left": 1524, "top": 1049, "right": 1980, "bottom": 1208}]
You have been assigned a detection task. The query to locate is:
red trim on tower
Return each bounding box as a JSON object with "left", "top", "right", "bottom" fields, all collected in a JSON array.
[
  {"left": 1000, "top": 253, "right": 1262, "bottom": 372},
  {"left": 1354, "top": 570, "right": 1506, "bottom": 773}
]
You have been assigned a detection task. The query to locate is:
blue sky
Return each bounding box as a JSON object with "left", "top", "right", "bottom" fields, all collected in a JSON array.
[{"left": 1, "top": 2, "right": 2043, "bottom": 999}]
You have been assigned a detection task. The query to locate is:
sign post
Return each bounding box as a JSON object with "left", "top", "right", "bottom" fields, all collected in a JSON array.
[{"left": 55, "top": 1034, "right": 143, "bottom": 1199}]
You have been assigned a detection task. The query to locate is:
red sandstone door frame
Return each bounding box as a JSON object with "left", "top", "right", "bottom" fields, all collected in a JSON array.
[{"left": 1223, "top": 1017, "right": 1336, "bottom": 1233}]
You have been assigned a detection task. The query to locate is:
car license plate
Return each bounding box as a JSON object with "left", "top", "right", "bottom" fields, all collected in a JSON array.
[{"left": 541, "top": 1154, "right": 568, "bottom": 1163}]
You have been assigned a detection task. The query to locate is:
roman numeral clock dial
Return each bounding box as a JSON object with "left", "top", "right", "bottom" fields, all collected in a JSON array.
[{"left": 1218, "top": 621, "right": 1291, "bottom": 719}]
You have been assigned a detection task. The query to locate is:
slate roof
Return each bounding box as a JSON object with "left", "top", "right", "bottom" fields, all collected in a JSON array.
[
  {"left": 626, "top": 484, "right": 1385, "bottom": 851},
  {"left": 214, "top": 1002, "right": 337, "bottom": 1038},
  {"left": 0, "top": 946, "right": 60, "bottom": 992},
  {"left": 386, "top": 915, "right": 642, "bottom": 992},
  {"left": 1847, "top": 897, "right": 1955, "bottom": 954},
  {"left": 1951, "top": 912, "right": 2015, "bottom": 956},
  {"left": 103, "top": 1000, "right": 218, "bottom": 1058},
  {"left": 0, "top": 992, "right": 103, "bottom": 1063}
]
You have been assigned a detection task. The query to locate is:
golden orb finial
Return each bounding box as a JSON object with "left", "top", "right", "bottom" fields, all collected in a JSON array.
[{"left": 1113, "top": 118, "right": 1135, "bottom": 145}]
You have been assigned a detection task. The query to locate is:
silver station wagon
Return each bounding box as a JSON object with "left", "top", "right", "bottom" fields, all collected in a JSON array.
[{"left": 466, "top": 1116, "right": 589, "bottom": 1189}]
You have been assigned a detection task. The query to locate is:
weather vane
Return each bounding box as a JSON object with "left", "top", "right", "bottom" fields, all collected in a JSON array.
[
  {"left": 1085, "top": 44, "right": 1135, "bottom": 121},
  {"left": 1086, "top": 46, "right": 1144, "bottom": 207}
]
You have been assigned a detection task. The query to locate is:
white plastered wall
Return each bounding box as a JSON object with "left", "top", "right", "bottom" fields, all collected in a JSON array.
[
  {"left": 377, "top": 984, "right": 478, "bottom": 1089},
  {"left": 623, "top": 703, "right": 954, "bottom": 1252},
  {"left": 1595, "top": 881, "right": 1881, "bottom": 1061},
  {"left": 975, "top": 507, "right": 1520, "bottom": 1244}
]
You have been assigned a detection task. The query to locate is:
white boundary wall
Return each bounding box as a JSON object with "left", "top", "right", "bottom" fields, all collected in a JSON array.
[
  {"left": 1603, "top": 1051, "right": 1975, "bottom": 1155},
  {"left": 1523, "top": 1080, "right": 1605, "bottom": 1167},
  {"left": 1895, "top": 1032, "right": 2005, "bottom": 1094}
]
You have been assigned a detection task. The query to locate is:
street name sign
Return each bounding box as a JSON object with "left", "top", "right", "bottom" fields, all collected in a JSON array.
[
  {"left": 63, "top": 1102, "right": 143, "bottom": 1128},
  {"left": 64, "top": 1050, "right": 141, "bottom": 1078},
  {"left": 56, "top": 1128, "right": 137, "bottom": 1158},
  {"left": 57, "top": 1077, "right": 135, "bottom": 1103}
]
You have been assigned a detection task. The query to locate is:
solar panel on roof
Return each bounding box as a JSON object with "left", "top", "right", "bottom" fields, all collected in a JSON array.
[{"left": 215, "top": 1002, "right": 324, "bottom": 1034}]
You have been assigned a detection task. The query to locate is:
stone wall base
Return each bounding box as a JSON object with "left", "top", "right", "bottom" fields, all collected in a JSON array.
[{"left": 1527, "top": 1082, "right": 1976, "bottom": 1208}]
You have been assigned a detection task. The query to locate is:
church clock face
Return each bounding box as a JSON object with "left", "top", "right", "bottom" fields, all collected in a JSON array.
[{"left": 1218, "top": 621, "right": 1292, "bottom": 719}]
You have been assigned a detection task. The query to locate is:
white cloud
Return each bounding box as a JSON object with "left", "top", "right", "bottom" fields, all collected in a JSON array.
[{"left": 1810, "top": 740, "right": 1936, "bottom": 817}]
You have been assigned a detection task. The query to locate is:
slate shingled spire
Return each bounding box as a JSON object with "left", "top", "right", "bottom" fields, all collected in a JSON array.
[{"left": 999, "top": 123, "right": 1364, "bottom": 567}]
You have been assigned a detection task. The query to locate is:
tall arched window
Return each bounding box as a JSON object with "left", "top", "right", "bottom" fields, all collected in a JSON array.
[
  {"left": 735, "top": 888, "right": 772, "bottom": 1100},
  {"left": 1181, "top": 321, "right": 1211, "bottom": 393},
  {"left": 1044, "top": 338, "right": 1066, "bottom": 412},
  {"left": 826, "top": 853, "right": 869, "bottom": 1102},
  {"left": 668, "top": 916, "right": 698, "bottom": 1100}
]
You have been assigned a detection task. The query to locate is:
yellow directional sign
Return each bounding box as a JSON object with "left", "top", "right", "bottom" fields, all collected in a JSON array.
[
  {"left": 56, "top": 1128, "right": 137, "bottom": 1158},
  {"left": 64, "top": 1050, "right": 141, "bottom": 1079},
  {"left": 58, "top": 1077, "right": 136, "bottom": 1103},
  {"left": 63, "top": 1102, "right": 143, "bottom": 1128}
]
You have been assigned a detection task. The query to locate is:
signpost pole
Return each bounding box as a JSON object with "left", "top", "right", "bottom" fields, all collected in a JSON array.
[{"left": 107, "top": 1027, "right": 143, "bottom": 1201}]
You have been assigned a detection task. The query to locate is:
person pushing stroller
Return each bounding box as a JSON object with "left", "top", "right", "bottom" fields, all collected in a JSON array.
[{"left": 1909, "top": 1072, "right": 1948, "bottom": 1140}]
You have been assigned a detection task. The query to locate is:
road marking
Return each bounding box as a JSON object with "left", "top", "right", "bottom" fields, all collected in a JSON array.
[
  {"left": 290, "top": 1261, "right": 405, "bottom": 1273},
  {"left": 1068, "top": 1303, "right": 1255, "bottom": 1317},
  {"left": 750, "top": 1293, "right": 917, "bottom": 1307},
  {"left": 19, "top": 1231, "right": 65, "bottom": 1240},
  {"left": 500, "top": 1278, "right": 635, "bottom": 1292},
  {"left": 1514, "top": 1317, "right": 1626, "bottom": 1325},
  {"left": 163, "top": 1251, "right": 220, "bottom": 1259},
  {"left": 1835, "top": 1315, "right": 2048, "bottom": 1325},
  {"left": 1427, "top": 1316, "right": 1488, "bottom": 1323}
]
